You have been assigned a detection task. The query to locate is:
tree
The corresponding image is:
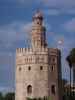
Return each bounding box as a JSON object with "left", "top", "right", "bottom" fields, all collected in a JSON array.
[
  {"left": 4, "top": 92, "right": 15, "bottom": 100},
  {"left": 70, "top": 48, "right": 75, "bottom": 65},
  {"left": 66, "top": 48, "right": 75, "bottom": 99},
  {"left": 61, "top": 79, "right": 67, "bottom": 94},
  {"left": 66, "top": 48, "right": 75, "bottom": 84},
  {"left": 69, "top": 48, "right": 75, "bottom": 84},
  {"left": 66, "top": 55, "right": 72, "bottom": 99},
  {"left": 0, "top": 92, "right": 4, "bottom": 100}
]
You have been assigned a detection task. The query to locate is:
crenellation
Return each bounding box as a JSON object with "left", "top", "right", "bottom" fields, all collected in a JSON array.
[
  {"left": 48, "top": 48, "right": 60, "bottom": 56},
  {"left": 16, "top": 47, "right": 48, "bottom": 55}
]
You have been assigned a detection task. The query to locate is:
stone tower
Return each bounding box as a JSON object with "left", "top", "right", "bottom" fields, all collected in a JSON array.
[{"left": 16, "top": 11, "right": 62, "bottom": 100}]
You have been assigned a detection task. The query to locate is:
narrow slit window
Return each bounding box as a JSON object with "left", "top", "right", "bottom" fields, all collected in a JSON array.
[
  {"left": 19, "top": 67, "right": 21, "bottom": 71},
  {"left": 51, "top": 65, "right": 54, "bottom": 71},
  {"left": 51, "top": 85, "right": 56, "bottom": 95},
  {"left": 28, "top": 66, "right": 31, "bottom": 71},
  {"left": 40, "top": 66, "right": 43, "bottom": 70}
]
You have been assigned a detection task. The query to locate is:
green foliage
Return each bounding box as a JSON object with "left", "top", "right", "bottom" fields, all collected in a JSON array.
[
  {"left": 62, "top": 79, "right": 68, "bottom": 95},
  {"left": 4, "top": 93, "right": 15, "bottom": 100},
  {"left": 27, "top": 96, "right": 52, "bottom": 100},
  {"left": 63, "top": 91, "right": 75, "bottom": 100},
  {"left": 66, "top": 48, "right": 75, "bottom": 67},
  {"left": 70, "top": 48, "right": 75, "bottom": 64},
  {"left": 0, "top": 92, "right": 15, "bottom": 100},
  {"left": 0, "top": 92, "right": 4, "bottom": 100}
]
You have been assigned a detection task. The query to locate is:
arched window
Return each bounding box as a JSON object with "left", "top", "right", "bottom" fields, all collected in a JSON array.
[{"left": 27, "top": 85, "right": 32, "bottom": 94}]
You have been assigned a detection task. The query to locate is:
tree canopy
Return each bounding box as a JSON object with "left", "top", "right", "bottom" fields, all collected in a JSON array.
[
  {"left": 0, "top": 92, "right": 15, "bottom": 100},
  {"left": 66, "top": 48, "right": 75, "bottom": 67}
]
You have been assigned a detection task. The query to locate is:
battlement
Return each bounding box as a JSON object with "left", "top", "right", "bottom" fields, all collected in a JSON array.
[
  {"left": 16, "top": 47, "right": 60, "bottom": 56},
  {"left": 48, "top": 48, "right": 60, "bottom": 56},
  {"left": 16, "top": 47, "right": 48, "bottom": 54},
  {"left": 16, "top": 48, "right": 33, "bottom": 53},
  {"left": 16, "top": 47, "right": 49, "bottom": 65}
]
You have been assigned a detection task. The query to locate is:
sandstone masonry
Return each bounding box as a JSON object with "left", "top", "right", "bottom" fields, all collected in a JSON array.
[{"left": 15, "top": 11, "right": 62, "bottom": 100}]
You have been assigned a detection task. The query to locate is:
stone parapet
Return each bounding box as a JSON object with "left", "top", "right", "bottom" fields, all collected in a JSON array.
[
  {"left": 48, "top": 48, "right": 60, "bottom": 56},
  {"left": 16, "top": 47, "right": 48, "bottom": 55}
]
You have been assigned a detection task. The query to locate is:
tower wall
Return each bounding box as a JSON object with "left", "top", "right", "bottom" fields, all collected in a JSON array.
[
  {"left": 16, "top": 48, "right": 49, "bottom": 100},
  {"left": 15, "top": 11, "right": 62, "bottom": 100},
  {"left": 16, "top": 48, "right": 62, "bottom": 100},
  {"left": 48, "top": 48, "right": 62, "bottom": 100}
]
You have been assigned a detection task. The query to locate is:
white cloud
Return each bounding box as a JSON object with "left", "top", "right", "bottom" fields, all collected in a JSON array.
[
  {"left": 17, "top": 0, "right": 40, "bottom": 6},
  {"left": 17, "top": 0, "right": 75, "bottom": 9},
  {"left": 44, "top": 9, "right": 60, "bottom": 16},
  {"left": 24, "top": 22, "right": 32, "bottom": 36},
  {"left": 0, "top": 21, "right": 51, "bottom": 48},
  {"left": 63, "top": 18, "right": 75, "bottom": 32},
  {"left": 66, "top": 9, "right": 75, "bottom": 14},
  {"left": 0, "top": 86, "right": 14, "bottom": 93},
  {"left": 42, "top": 0, "right": 75, "bottom": 15},
  {"left": 43, "top": 9, "right": 75, "bottom": 16},
  {"left": 43, "top": 8, "right": 75, "bottom": 16},
  {"left": 0, "top": 21, "right": 33, "bottom": 48},
  {"left": 12, "top": 0, "right": 75, "bottom": 15},
  {"left": 41, "top": 0, "right": 75, "bottom": 8}
]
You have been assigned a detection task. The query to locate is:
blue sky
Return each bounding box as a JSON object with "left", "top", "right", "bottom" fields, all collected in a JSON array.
[{"left": 0, "top": 0, "right": 75, "bottom": 93}]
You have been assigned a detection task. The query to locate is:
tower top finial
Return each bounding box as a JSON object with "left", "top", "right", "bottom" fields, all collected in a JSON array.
[{"left": 33, "top": 10, "right": 43, "bottom": 20}]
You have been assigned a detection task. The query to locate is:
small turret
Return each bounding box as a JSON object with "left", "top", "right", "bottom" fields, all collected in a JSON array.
[
  {"left": 33, "top": 10, "right": 43, "bottom": 20},
  {"left": 33, "top": 10, "right": 43, "bottom": 25}
]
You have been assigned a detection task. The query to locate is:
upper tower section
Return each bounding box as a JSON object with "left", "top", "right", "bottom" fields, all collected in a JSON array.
[
  {"left": 33, "top": 10, "right": 43, "bottom": 25},
  {"left": 31, "top": 11, "right": 47, "bottom": 49}
]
